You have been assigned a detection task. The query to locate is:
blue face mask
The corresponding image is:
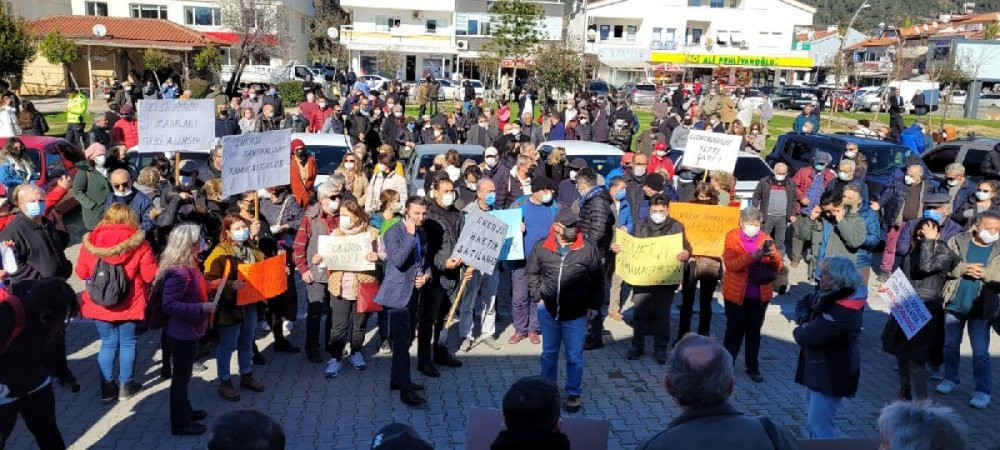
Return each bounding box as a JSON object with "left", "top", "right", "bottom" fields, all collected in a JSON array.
[
  {"left": 484, "top": 192, "right": 497, "bottom": 206},
  {"left": 407, "top": 123, "right": 416, "bottom": 130},
  {"left": 614, "top": 189, "right": 626, "bottom": 201},
  {"left": 814, "top": 163, "right": 827, "bottom": 171},
  {"left": 232, "top": 228, "right": 251, "bottom": 242},
  {"left": 923, "top": 209, "right": 942, "bottom": 223},
  {"left": 24, "top": 200, "right": 44, "bottom": 218}
]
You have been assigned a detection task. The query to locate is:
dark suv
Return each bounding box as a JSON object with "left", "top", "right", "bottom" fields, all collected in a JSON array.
[
  {"left": 771, "top": 87, "right": 817, "bottom": 110},
  {"left": 766, "top": 132, "right": 915, "bottom": 200},
  {"left": 920, "top": 138, "right": 1000, "bottom": 182}
]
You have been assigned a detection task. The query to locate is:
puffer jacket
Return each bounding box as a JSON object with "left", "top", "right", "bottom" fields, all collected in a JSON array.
[
  {"left": 855, "top": 202, "right": 883, "bottom": 268},
  {"left": 71, "top": 163, "right": 110, "bottom": 230},
  {"left": 76, "top": 224, "right": 158, "bottom": 322},
  {"left": 942, "top": 232, "right": 1000, "bottom": 321},
  {"left": 794, "top": 285, "right": 866, "bottom": 398},
  {"left": 525, "top": 227, "right": 605, "bottom": 321},
  {"left": 111, "top": 118, "right": 138, "bottom": 148},
  {"left": 577, "top": 185, "right": 614, "bottom": 251},
  {"left": 721, "top": 228, "right": 781, "bottom": 304},
  {"left": 423, "top": 202, "right": 464, "bottom": 287}
]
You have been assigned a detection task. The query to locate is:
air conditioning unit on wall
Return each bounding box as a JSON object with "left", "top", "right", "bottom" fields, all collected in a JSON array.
[{"left": 457, "top": 40, "right": 469, "bottom": 50}]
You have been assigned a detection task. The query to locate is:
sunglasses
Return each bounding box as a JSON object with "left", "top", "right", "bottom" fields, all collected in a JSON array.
[{"left": 111, "top": 183, "right": 130, "bottom": 189}]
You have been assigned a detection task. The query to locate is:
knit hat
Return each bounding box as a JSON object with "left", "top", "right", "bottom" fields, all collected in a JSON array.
[
  {"left": 84, "top": 143, "right": 106, "bottom": 160},
  {"left": 655, "top": 141, "right": 667, "bottom": 151},
  {"left": 531, "top": 176, "right": 557, "bottom": 193},
  {"left": 291, "top": 139, "right": 305, "bottom": 152},
  {"left": 370, "top": 424, "right": 432, "bottom": 450},
  {"left": 644, "top": 173, "right": 665, "bottom": 191}
]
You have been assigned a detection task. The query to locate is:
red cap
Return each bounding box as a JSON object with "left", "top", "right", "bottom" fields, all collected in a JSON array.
[
  {"left": 291, "top": 139, "right": 305, "bottom": 151},
  {"left": 655, "top": 142, "right": 667, "bottom": 151}
]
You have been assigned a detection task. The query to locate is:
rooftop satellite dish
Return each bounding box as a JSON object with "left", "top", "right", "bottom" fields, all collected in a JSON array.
[
  {"left": 327, "top": 27, "right": 339, "bottom": 40},
  {"left": 92, "top": 24, "right": 107, "bottom": 37}
]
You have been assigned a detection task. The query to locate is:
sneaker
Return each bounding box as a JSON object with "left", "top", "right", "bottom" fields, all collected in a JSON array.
[
  {"left": 119, "top": 381, "right": 142, "bottom": 399},
  {"left": 936, "top": 379, "right": 958, "bottom": 395},
  {"left": 325, "top": 358, "right": 343, "bottom": 378},
  {"left": 283, "top": 321, "right": 294, "bottom": 334},
  {"left": 564, "top": 395, "right": 582, "bottom": 413},
  {"left": 928, "top": 365, "right": 944, "bottom": 381},
  {"left": 259, "top": 321, "right": 271, "bottom": 332},
  {"left": 100, "top": 381, "right": 118, "bottom": 404},
  {"left": 349, "top": 352, "right": 366, "bottom": 370},
  {"left": 460, "top": 338, "right": 475, "bottom": 352},
  {"left": 480, "top": 336, "right": 501, "bottom": 350},
  {"left": 192, "top": 361, "right": 208, "bottom": 373},
  {"left": 379, "top": 340, "right": 392, "bottom": 355},
  {"left": 970, "top": 392, "right": 991, "bottom": 409}
]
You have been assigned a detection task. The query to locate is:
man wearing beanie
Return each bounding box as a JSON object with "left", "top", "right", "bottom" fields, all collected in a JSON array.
[
  {"left": 526, "top": 208, "right": 604, "bottom": 412},
  {"left": 509, "top": 176, "right": 560, "bottom": 345},
  {"left": 72, "top": 143, "right": 111, "bottom": 230}
]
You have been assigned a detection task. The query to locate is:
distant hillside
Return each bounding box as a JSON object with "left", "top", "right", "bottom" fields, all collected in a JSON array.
[{"left": 801, "top": 0, "right": 1000, "bottom": 32}]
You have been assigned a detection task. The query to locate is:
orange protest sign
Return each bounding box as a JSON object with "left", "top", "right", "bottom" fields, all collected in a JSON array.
[
  {"left": 669, "top": 202, "right": 740, "bottom": 257},
  {"left": 236, "top": 254, "right": 288, "bottom": 305}
]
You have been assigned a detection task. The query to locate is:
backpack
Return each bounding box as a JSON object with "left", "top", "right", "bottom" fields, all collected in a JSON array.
[
  {"left": 144, "top": 275, "right": 169, "bottom": 330},
  {"left": 87, "top": 259, "right": 129, "bottom": 307},
  {"left": 0, "top": 294, "right": 25, "bottom": 354}
]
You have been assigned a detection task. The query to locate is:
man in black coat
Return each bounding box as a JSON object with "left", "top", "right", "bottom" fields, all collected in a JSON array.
[
  {"left": 380, "top": 104, "right": 406, "bottom": 151},
  {"left": 346, "top": 102, "right": 371, "bottom": 146},
  {"left": 86, "top": 115, "right": 112, "bottom": 147},
  {"left": 215, "top": 104, "right": 239, "bottom": 138},
  {"left": 574, "top": 168, "right": 615, "bottom": 350}
]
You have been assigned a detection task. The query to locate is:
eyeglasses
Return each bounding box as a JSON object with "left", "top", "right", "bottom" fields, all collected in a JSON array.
[{"left": 111, "top": 183, "right": 129, "bottom": 189}]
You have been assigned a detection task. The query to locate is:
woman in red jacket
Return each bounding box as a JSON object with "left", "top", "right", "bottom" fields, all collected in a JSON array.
[
  {"left": 721, "top": 206, "right": 782, "bottom": 383},
  {"left": 76, "top": 203, "right": 158, "bottom": 403}
]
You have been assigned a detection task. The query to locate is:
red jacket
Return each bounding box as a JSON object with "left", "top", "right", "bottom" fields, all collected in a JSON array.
[
  {"left": 721, "top": 228, "right": 782, "bottom": 305},
  {"left": 76, "top": 224, "right": 158, "bottom": 322},
  {"left": 647, "top": 154, "right": 675, "bottom": 180},
  {"left": 308, "top": 106, "right": 333, "bottom": 133},
  {"left": 792, "top": 167, "right": 836, "bottom": 214},
  {"left": 112, "top": 118, "right": 139, "bottom": 148}
]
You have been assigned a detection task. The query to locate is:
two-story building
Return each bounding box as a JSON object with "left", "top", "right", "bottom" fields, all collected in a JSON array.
[
  {"left": 581, "top": 0, "right": 815, "bottom": 87},
  {"left": 794, "top": 26, "right": 866, "bottom": 85}
]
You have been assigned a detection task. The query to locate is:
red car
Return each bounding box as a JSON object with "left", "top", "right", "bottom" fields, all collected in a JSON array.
[{"left": 0, "top": 136, "right": 84, "bottom": 213}]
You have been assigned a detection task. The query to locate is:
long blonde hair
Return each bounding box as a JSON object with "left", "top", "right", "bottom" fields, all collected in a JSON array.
[
  {"left": 97, "top": 203, "right": 139, "bottom": 228},
  {"left": 155, "top": 224, "right": 202, "bottom": 282}
]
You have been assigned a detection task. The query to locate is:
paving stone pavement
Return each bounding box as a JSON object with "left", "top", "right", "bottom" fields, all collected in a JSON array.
[{"left": 6, "top": 248, "right": 1000, "bottom": 449}]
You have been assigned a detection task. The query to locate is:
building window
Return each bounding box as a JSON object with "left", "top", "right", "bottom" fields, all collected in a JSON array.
[
  {"left": 666, "top": 28, "right": 676, "bottom": 42},
  {"left": 375, "top": 16, "right": 401, "bottom": 32},
  {"left": 688, "top": 0, "right": 701, "bottom": 6},
  {"left": 652, "top": 27, "right": 662, "bottom": 43},
  {"left": 626, "top": 25, "right": 637, "bottom": 42},
  {"left": 131, "top": 4, "right": 168, "bottom": 19},
  {"left": 687, "top": 28, "right": 702, "bottom": 44},
  {"left": 301, "top": 16, "right": 307, "bottom": 34},
  {"left": 455, "top": 13, "right": 489, "bottom": 36},
  {"left": 613, "top": 25, "right": 624, "bottom": 39},
  {"left": 426, "top": 19, "right": 438, "bottom": 34},
  {"left": 710, "top": 0, "right": 724, "bottom": 7},
  {"left": 85, "top": 1, "right": 108, "bottom": 16},
  {"left": 599, "top": 24, "right": 610, "bottom": 40},
  {"left": 183, "top": 6, "right": 221, "bottom": 26}
]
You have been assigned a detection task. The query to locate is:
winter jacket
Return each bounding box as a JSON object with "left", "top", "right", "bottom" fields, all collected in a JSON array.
[
  {"left": 719, "top": 96, "right": 737, "bottom": 124},
  {"left": 112, "top": 118, "right": 139, "bottom": 148},
  {"left": 0, "top": 107, "right": 20, "bottom": 138},
  {"left": 752, "top": 175, "right": 796, "bottom": 218},
  {"left": 321, "top": 115, "right": 345, "bottom": 134},
  {"left": 375, "top": 220, "right": 430, "bottom": 309},
  {"left": 983, "top": 148, "right": 1000, "bottom": 181},
  {"left": 76, "top": 225, "right": 157, "bottom": 322},
  {"left": 107, "top": 189, "right": 154, "bottom": 232},
  {"left": 255, "top": 115, "right": 282, "bottom": 132},
  {"left": 0, "top": 214, "right": 71, "bottom": 282},
  {"left": 347, "top": 112, "right": 371, "bottom": 145},
  {"left": 896, "top": 218, "right": 963, "bottom": 258},
  {"left": 525, "top": 227, "right": 605, "bottom": 321},
  {"left": 792, "top": 113, "right": 820, "bottom": 133},
  {"left": 900, "top": 125, "right": 927, "bottom": 155},
  {"left": 308, "top": 107, "right": 333, "bottom": 134},
  {"left": 161, "top": 266, "right": 210, "bottom": 341},
  {"left": 215, "top": 116, "right": 239, "bottom": 137},
  {"left": 949, "top": 179, "right": 978, "bottom": 212},
  {"left": 792, "top": 167, "right": 836, "bottom": 212},
  {"left": 71, "top": 163, "right": 110, "bottom": 230},
  {"left": 855, "top": 203, "right": 883, "bottom": 268},
  {"left": 608, "top": 126, "right": 632, "bottom": 151},
  {"left": 882, "top": 239, "right": 956, "bottom": 362},
  {"left": 66, "top": 92, "right": 88, "bottom": 125},
  {"left": 424, "top": 203, "right": 464, "bottom": 287},
  {"left": 797, "top": 212, "right": 867, "bottom": 263},
  {"left": 942, "top": 232, "right": 1000, "bottom": 322},
  {"left": 590, "top": 109, "right": 610, "bottom": 143},
  {"left": 950, "top": 194, "right": 1000, "bottom": 228},
  {"left": 576, "top": 185, "right": 614, "bottom": 252},
  {"left": 878, "top": 179, "right": 939, "bottom": 232},
  {"left": 721, "top": 228, "right": 782, "bottom": 305},
  {"left": 380, "top": 116, "right": 405, "bottom": 150},
  {"left": 204, "top": 242, "right": 264, "bottom": 327},
  {"left": 638, "top": 402, "right": 799, "bottom": 450},
  {"left": 365, "top": 171, "right": 408, "bottom": 213},
  {"left": 493, "top": 166, "right": 530, "bottom": 209},
  {"left": 794, "top": 286, "right": 865, "bottom": 398},
  {"left": 86, "top": 125, "right": 111, "bottom": 147}
]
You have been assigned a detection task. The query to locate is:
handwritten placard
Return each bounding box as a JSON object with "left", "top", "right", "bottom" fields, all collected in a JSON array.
[
  {"left": 221, "top": 129, "right": 292, "bottom": 197},
  {"left": 669, "top": 202, "right": 740, "bottom": 257},
  {"left": 236, "top": 254, "right": 288, "bottom": 305},
  {"left": 681, "top": 129, "right": 742, "bottom": 173},
  {"left": 615, "top": 230, "right": 684, "bottom": 286},
  {"left": 880, "top": 268, "right": 931, "bottom": 339},
  {"left": 452, "top": 209, "right": 509, "bottom": 275},
  {"left": 490, "top": 208, "right": 524, "bottom": 261},
  {"left": 136, "top": 99, "right": 215, "bottom": 152},
  {"left": 318, "top": 233, "right": 376, "bottom": 272}
]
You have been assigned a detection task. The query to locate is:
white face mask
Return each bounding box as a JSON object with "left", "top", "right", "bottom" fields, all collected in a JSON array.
[
  {"left": 633, "top": 166, "right": 646, "bottom": 177},
  {"left": 655, "top": 150, "right": 666, "bottom": 157},
  {"left": 115, "top": 188, "right": 133, "bottom": 197},
  {"left": 650, "top": 212, "right": 667, "bottom": 224},
  {"left": 541, "top": 193, "right": 553, "bottom": 204},
  {"left": 344, "top": 162, "right": 356, "bottom": 171},
  {"left": 838, "top": 171, "right": 851, "bottom": 181},
  {"left": 339, "top": 215, "right": 352, "bottom": 229},
  {"left": 569, "top": 170, "right": 578, "bottom": 181},
  {"left": 904, "top": 175, "right": 917, "bottom": 186},
  {"left": 979, "top": 229, "right": 1000, "bottom": 244},
  {"left": 743, "top": 224, "right": 760, "bottom": 237},
  {"left": 445, "top": 166, "right": 461, "bottom": 182},
  {"left": 774, "top": 174, "right": 786, "bottom": 182},
  {"left": 579, "top": 118, "right": 588, "bottom": 124},
  {"left": 844, "top": 150, "right": 857, "bottom": 159},
  {"left": 976, "top": 191, "right": 992, "bottom": 201},
  {"left": 479, "top": 122, "right": 488, "bottom": 128},
  {"left": 440, "top": 192, "right": 455, "bottom": 207},
  {"left": 394, "top": 111, "right": 402, "bottom": 117},
  {"left": 325, "top": 199, "right": 341, "bottom": 214},
  {"left": 947, "top": 178, "right": 960, "bottom": 187},
  {"left": 485, "top": 157, "right": 497, "bottom": 168},
  {"left": 434, "top": 130, "right": 442, "bottom": 137},
  {"left": 94, "top": 155, "right": 106, "bottom": 167}
]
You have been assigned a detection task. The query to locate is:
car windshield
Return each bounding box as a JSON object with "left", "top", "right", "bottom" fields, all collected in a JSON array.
[
  {"left": 636, "top": 84, "right": 656, "bottom": 91},
  {"left": 471, "top": 81, "right": 483, "bottom": 88},
  {"left": 733, "top": 157, "right": 772, "bottom": 181},
  {"left": 438, "top": 80, "right": 452, "bottom": 87},
  {"left": 415, "top": 154, "right": 485, "bottom": 180},
  {"left": 308, "top": 145, "right": 350, "bottom": 174},
  {"left": 590, "top": 81, "right": 608, "bottom": 92},
  {"left": 861, "top": 144, "right": 911, "bottom": 176}
]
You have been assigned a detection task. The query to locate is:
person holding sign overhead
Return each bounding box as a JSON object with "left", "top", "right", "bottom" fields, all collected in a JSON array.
[
  {"left": 421, "top": 177, "right": 467, "bottom": 377},
  {"left": 204, "top": 214, "right": 267, "bottom": 402},
  {"left": 612, "top": 194, "right": 690, "bottom": 364}
]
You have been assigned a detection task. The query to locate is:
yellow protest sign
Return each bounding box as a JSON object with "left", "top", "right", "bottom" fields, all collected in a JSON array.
[
  {"left": 615, "top": 230, "right": 684, "bottom": 286},
  {"left": 669, "top": 202, "right": 740, "bottom": 257}
]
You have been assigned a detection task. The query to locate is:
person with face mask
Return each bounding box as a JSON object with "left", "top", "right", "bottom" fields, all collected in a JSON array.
[
  {"left": 319, "top": 104, "right": 345, "bottom": 135},
  {"left": 840, "top": 184, "right": 882, "bottom": 286},
  {"left": 479, "top": 146, "right": 501, "bottom": 179},
  {"left": 256, "top": 184, "right": 304, "bottom": 354},
  {"left": 611, "top": 194, "right": 690, "bottom": 364},
  {"left": 379, "top": 104, "right": 406, "bottom": 151},
  {"left": 572, "top": 168, "right": 615, "bottom": 350},
  {"left": 240, "top": 89, "right": 264, "bottom": 116},
  {"left": 347, "top": 101, "right": 371, "bottom": 146},
  {"left": 575, "top": 111, "right": 593, "bottom": 142},
  {"left": 308, "top": 96, "right": 334, "bottom": 134},
  {"left": 608, "top": 118, "right": 632, "bottom": 152},
  {"left": 215, "top": 104, "right": 240, "bottom": 138},
  {"left": 647, "top": 142, "right": 675, "bottom": 180},
  {"left": 952, "top": 180, "right": 1000, "bottom": 228},
  {"left": 0, "top": 138, "right": 36, "bottom": 194},
  {"left": 333, "top": 152, "right": 367, "bottom": 201},
  {"left": 261, "top": 85, "right": 283, "bottom": 117},
  {"left": 455, "top": 165, "right": 481, "bottom": 210},
  {"left": 752, "top": 162, "right": 795, "bottom": 262},
  {"left": 112, "top": 102, "right": 139, "bottom": 148},
  {"left": 824, "top": 158, "right": 869, "bottom": 203},
  {"left": 623, "top": 154, "right": 657, "bottom": 224},
  {"left": 106, "top": 168, "right": 154, "bottom": 231},
  {"left": 456, "top": 179, "right": 503, "bottom": 352},
  {"left": 605, "top": 177, "right": 634, "bottom": 323},
  {"left": 255, "top": 104, "right": 281, "bottom": 132},
  {"left": 937, "top": 211, "right": 1000, "bottom": 409},
  {"left": 874, "top": 163, "right": 938, "bottom": 280},
  {"left": 72, "top": 143, "right": 112, "bottom": 230},
  {"left": 509, "top": 177, "right": 559, "bottom": 345},
  {"left": 790, "top": 151, "right": 836, "bottom": 268},
  {"left": 204, "top": 214, "right": 266, "bottom": 401},
  {"left": 882, "top": 215, "right": 958, "bottom": 402},
  {"left": 467, "top": 114, "right": 496, "bottom": 148},
  {"left": 798, "top": 188, "right": 867, "bottom": 273},
  {"left": 841, "top": 143, "right": 868, "bottom": 180},
  {"left": 365, "top": 152, "right": 408, "bottom": 213},
  {"left": 288, "top": 139, "right": 317, "bottom": 208},
  {"left": 526, "top": 208, "right": 605, "bottom": 413},
  {"left": 555, "top": 158, "right": 587, "bottom": 207},
  {"left": 943, "top": 163, "right": 976, "bottom": 212}
]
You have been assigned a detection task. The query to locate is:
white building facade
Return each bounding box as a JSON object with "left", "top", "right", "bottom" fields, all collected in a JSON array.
[
  {"left": 69, "top": 0, "right": 313, "bottom": 66},
  {"left": 581, "top": 0, "right": 816, "bottom": 86}
]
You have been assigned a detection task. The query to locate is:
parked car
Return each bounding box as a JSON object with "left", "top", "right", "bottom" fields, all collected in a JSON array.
[
  {"left": 292, "top": 133, "right": 352, "bottom": 186},
  {"left": 311, "top": 63, "right": 336, "bottom": 81},
  {"left": 360, "top": 75, "right": 391, "bottom": 91},
  {"left": 537, "top": 141, "right": 623, "bottom": 179},
  {"left": 0, "top": 136, "right": 83, "bottom": 205},
  {"left": 771, "top": 87, "right": 816, "bottom": 110},
  {"left": 406, "top": 144, "right": 485, "bottom": 197},
  {"left": 434, "top": 79, "right": 455, "bottom": 101},
  {"left": 947, "top": 89, "right": 967, "bottom": 106},
  {"left": 451, "top": 79, "right": 485, "bottom": 101},
  {"left": 742, "top": 89, "right": 770, "bottom": 110},
  {"left": 979, "top": 93, "right": 1000, "bottom": 108},
  {"left": 921, "top": 138, "right": 1000, "bottom": 182},
  {"left": 766, "top": 132, "right": 915, "bottom": 200},
  {"left": 669, "top": 149, "right": 773, "bottom": 209},
  {"left": 851, "top": 86, "right": 884, "bottom": 112},
  {"left": 623, "top": 83, "right": 657, "bottom": 105},
  {"left": 588, "top": 80, "right": 612, "bottom": 98},
  {"left": 221, "top": 62, "right": 325, "bottom": 88}
]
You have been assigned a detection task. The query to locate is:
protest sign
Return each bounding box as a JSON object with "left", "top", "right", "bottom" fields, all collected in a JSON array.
[
  {"left": 136, "top": 99, "right": 215, "bottom": 152},
  {"left": 452, "top": 209, "right": 509, "bottom": 275},
  {"left": 680, "top": 129, "right": 742, "bottom": 173},
  {"left": 221, "top": 129, "right": 292, "bottom": 197},
  {"left": 879, "top": 268, "right": 932, "bottom": 339},
  {"left": 669, "top": 202, "right": 740, "bottom": 257},
  {"left": 490, "top": 209, "right": 524, "bottom": 261},
  {"left": 317, "top": 233, "right": 376, "bottom": 272},
  {"left": 615, "top": 230, "right": 684, "bottom": 286},
  {"left": 236, "top": 254, "right": 288, "bottom": 305}
]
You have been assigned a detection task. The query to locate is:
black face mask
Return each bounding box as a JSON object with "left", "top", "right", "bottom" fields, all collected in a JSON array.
[
  {"left": 296, "top": 149, "right": 308, "bottom": 159},
  {"left": 562, "top": 227, "right": 578, "bottom": 242}
]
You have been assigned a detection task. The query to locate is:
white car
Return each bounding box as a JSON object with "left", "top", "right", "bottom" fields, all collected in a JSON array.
[
  {"left": 291, "top": 132, "right": 352, "bottom": 187},
  {"left": 452, "top": 79, "right": 485, "bottom": 101},
  {"left": 667, "top": 149, "right": 773, "bottom": 209},
  {"left": 360, "top": 75, "right": 390, "bottom": 91},
  {"left": 948, "top": 89, "right": 967, "bottom": 106},
  {"left": 538, "top": 140, "right": 624, "bottom": 181}
]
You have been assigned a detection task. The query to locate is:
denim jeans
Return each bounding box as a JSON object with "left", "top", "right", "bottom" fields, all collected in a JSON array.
[
  {"left": 805, "top": 388, "right": 843, "bottom": 439},
  {"left": 538, "top": 304, "right": 586, "bottom": 396},
  {"left": 216, "top": 305, "right": 258, "bottom": 381},
  {"left": 94, "top": 320, "right": 138, "bottom": 384},
  {"left": 943, "top": 311, "right": 993, "bottom": 394}
]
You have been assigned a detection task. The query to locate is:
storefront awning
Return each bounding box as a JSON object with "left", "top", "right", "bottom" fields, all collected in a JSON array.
[{"left": 599, "top": 57, "right": 650, "bottom": 71}]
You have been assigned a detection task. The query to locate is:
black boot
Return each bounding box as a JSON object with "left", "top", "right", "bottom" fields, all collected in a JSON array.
[
  {"left": 433, "top": 346, "right": 463, "bottom": 368},
  {"left": 100, "top": 380, "right": 118, "bottom": 404},
  {"left": 304, "top": 302, "right": 323, "bottom": 362},
  {"left": 400, "top": 390, "right": 427, "bottom": 407}
]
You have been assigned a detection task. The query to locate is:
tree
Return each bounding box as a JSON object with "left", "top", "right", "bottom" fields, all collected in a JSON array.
[
  {"left": 218, "top": 0, "right": 292, "bottom": 95},
  {"left": 374, "top": 49, "right": 403, "bottom": 79},
  {"left": 0, "top": 1, "right": 35, "bottom": 84},
  {"left": 480, "top": 0, "right": 544, "bottom": 87},
  {"left": 38, "top": 32, "right": 79, "bottom": 89},
  {"left": 928, "top": 53, "right": 971, "bottom": 128},
  {"left": 193, "top": 44, "right": 222, "bottom": 80},
  {"left": 985, "top": 22, "right": 999, "bottom": 40},
  {"left": 530, "top": 41, "right": 587, "bottom": 107},
  {"left": 143, "top": 49, "right": 172, "bottom": 85},
  {"left": 307, "top": 0, "right": 348, "bottom": 65}
]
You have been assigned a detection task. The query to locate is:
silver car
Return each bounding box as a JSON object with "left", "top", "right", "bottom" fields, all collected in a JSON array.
[{"left": 626, "top": 83, "right": 657, "bottom": 105}]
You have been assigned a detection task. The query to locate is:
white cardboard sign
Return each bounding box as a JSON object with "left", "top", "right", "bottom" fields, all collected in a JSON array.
[
  {"left": 680, "top": 129, "right": 742, "bottom": 173},
  {"left": 221, "top": 129, "right": 292, "bottom": 197},
  {"left": 452, "top": 209, "right": 509, "bottom": 275},
  {"left": 136, "top": 99, "right": 215, "bottom": 152},
  {"left": 880, "top": 268, "right": 932, "bottom": 339}
]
